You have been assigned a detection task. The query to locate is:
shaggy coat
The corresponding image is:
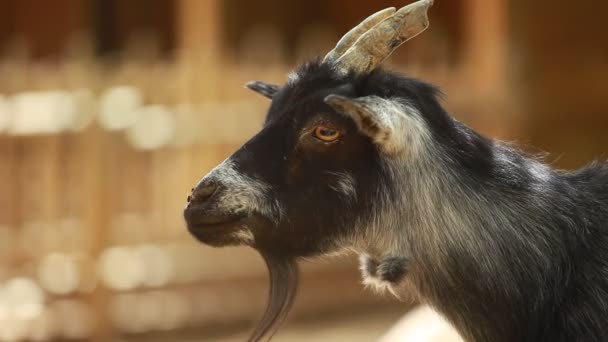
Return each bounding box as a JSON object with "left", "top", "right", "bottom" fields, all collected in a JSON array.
[{"left": 184, "top": 60, "right": 608, "bottom": 342}]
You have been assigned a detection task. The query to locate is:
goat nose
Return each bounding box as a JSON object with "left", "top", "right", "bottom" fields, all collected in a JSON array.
[{"left": 189, "top": 181, "right": 218, "bottom": 205}]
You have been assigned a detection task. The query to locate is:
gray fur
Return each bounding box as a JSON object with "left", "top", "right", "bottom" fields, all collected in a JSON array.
[
  {"left": 202, "top": 159, "right": 284, "bottom": 223},
  {"left": 325, "top": 95, "right": 429, "bottom": 156}
]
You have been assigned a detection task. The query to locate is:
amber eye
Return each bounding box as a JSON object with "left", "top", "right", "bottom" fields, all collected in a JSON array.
[{"left": 313, "top": 126, "right": 341, "bottom": 142}]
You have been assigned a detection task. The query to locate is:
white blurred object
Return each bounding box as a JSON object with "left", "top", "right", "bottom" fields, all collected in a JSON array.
[
  {"left": 133, "top": 244, "right": 174, "bottom": 288},
  {"left": 126, "top": 105, "right": 175, "bottom": 150},
  {"left": 52, "top": 91, "right": 78, "bottom": 131},
  {"left": 98, "top": 246, "right": 144, "bottom": 291},
  {"left": 8, "top": 91, "right": 76, "bottom": 135},
  {"left": 67, "top": 89, "right": 97, "bottom": 132},
  {"left": 37, "top": 253, "right": 80, "bottom": 295},
  {"left": 378, "top": 305, "right": 463, "bottom": 342},
  {"left": 98, "top": 86, "right": 143, "bottom": 131},
  {"left": 2, "top": 278, "right": 45, "bottom": 320}
]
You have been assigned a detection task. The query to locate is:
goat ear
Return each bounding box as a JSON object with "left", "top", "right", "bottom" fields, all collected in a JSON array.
[
  {"left": 325, "top": 94, "right": 418, "bottom": 156},
  {"left": 246, "top": 81, "right": 279, "bottom": 99}
]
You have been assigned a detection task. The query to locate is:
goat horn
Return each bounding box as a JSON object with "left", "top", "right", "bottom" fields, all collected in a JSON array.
[
  {"left": 332, "top": 0, "right": 434, "bottom": 74},
  {"left": 323, "top": 7, "right": 396, "bottom": 63}
]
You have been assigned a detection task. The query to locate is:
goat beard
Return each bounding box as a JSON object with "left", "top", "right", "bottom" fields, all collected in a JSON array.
[{"left": 248, "top": 251, "right": 299, "bottom": 342}]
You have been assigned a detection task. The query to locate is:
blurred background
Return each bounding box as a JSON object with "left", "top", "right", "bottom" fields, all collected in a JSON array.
[{"left": 0, "top": 0, "right": 606, "bottom": 341}]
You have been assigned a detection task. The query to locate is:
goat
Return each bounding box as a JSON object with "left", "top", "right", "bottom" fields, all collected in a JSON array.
[{"left": 183, "top": 1, "right": 608, "bottom": 341}]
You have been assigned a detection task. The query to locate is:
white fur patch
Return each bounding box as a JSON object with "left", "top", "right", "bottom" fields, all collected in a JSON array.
[
  {"left": 354, "top": 97, "right": 427, "bottom": 155},
  {"left": 362, "top": 273, "right": 394, "bottom": 293},
  {"left": 233, "top": 229, "right": 255, "bottom": 245},
  {"left": 327, "top": 95, "right": 431, "bottom": 157},
  {"left": 528, "top": 160, "right": 552, "bottom": 183},
  {"left": 201, "top": 159, "right": 284, "bottom": 222},
  {"left": 326, "top": 171, "right": 357, "bottom": 202},
  {"left": 358, "top": 254, "right": 401, "bottom": 299},
  {"left": 287, "top": 71, "right": 300, "bottom": 83}
]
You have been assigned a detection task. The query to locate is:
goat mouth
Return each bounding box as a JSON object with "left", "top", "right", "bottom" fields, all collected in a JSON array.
[{"left": 186, "top": 215, "right": 248, "bottom": 245}]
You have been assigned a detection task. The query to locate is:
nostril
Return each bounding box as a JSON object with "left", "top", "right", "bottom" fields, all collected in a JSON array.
[{"left": 190, "top": 181, "right": 218, "bottom": 204}]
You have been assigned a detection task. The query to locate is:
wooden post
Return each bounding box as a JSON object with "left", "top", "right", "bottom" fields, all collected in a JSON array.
[
  {"left": 458, "top": 0, "right": 517, "bottom": 138},
  {"left": 177, "top": 0, "right": 222, "bottom": 59},
  {"left": 461, "top": 0, "right": 508, "bottom": 95},
  {"left": 0, "top": 137, "right": 17, "bottom": 269}
]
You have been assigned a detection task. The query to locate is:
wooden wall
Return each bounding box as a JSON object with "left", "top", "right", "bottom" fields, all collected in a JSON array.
[
  {"left": 510, "top": 0, "right": 608, "bottom": 168},
  {"left": 1, "top": 0, "right": 605, "bottom": 340}
]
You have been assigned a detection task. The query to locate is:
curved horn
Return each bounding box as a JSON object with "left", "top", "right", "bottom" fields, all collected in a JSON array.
[
  {"left": 323, "top": 7, "right": 396, "bottom": 63},
  {"left": 333, "top": 0, "right": 434, "bottom": 74}
]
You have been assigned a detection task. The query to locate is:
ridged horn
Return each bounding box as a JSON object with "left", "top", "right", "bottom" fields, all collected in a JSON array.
[
  {"left": 323, "top": 7, "right": 396, "bottom": 63},
  {"left": 331, "top": 0, "right": 434, "bottom": 74}
]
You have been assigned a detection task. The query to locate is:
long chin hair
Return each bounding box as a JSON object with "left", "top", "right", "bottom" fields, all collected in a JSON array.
[{"left": 248, "top": 252, "right": 299, "bottom": 342}]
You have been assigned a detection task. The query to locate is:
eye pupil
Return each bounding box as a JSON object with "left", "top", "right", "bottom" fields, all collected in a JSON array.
[{"left": 314, "top": 126, "right": 341, "bottom": 142}]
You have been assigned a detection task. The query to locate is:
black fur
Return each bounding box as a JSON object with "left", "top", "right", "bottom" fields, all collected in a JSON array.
[
  {"left": 248, "top": 253, "right": 298, "bottom": 342},
  {"left": 185, "top": 58, "right": 608, "bottom": 342},
  {"left": 368, "top": 256, "right": 409, "bottom": 283}
]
